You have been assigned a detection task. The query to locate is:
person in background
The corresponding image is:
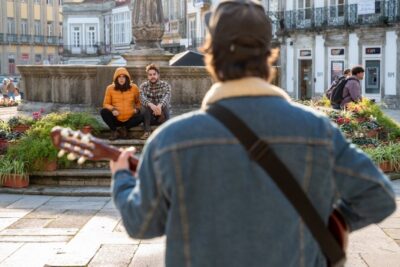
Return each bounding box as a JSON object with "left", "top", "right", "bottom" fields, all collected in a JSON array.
[
  {"left": 326, "top": 69, "right": 351, "bottom": 109},
  {"left": 0, "top": 79, "right": 8, "bottom": 97},
  {"left": 340, "top": 66, "right": 365, "bottom": 109},
  {"left": 100, "top": 67, "right": 143, "bottom": 140},
  {"left": 139, "top": 63, "right": 171, "bottom": 140},
  {"left": 110, "top": 1, "right": 396, "bottom": 266},
  {"left": 6, "top": 78, "right": 16, "bottom": 101}
]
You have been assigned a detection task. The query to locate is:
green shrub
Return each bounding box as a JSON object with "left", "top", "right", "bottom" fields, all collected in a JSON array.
[{"left": 0, "top": 157, "right": 28, "bottom": 184}]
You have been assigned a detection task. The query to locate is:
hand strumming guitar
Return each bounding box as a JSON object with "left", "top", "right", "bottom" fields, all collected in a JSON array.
[{"left": 110, "top": 147, "right": 136, "bottom": 175}]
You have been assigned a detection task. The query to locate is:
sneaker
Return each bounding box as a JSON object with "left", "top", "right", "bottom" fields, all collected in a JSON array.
[
  {"left": 117, "top": 127, "right": 128, "bottom": 139},
  {"left": 109, "top": 130, "right": 119, "bottom": 141},
  {"left": 140, "top": 131, "right": 151, "bottom": 140}
]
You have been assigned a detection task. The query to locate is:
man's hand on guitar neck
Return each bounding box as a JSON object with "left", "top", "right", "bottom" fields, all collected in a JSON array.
[{"left": 110, "top": 147, "right": 136, "bottom": 175}]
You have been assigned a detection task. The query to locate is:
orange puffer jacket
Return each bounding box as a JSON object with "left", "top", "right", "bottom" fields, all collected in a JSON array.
[{"left": 103, "top": 68, "right": 141, "bottom": 122}]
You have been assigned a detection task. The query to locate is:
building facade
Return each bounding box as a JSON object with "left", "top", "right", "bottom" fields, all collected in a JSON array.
[
  {"left": 61, "top": 0, "right": 115, "bottom": 64},
  {"left": 0, "top": 0, "right": 63, "bottom": 76},
  {"left": 278, "top": 0, "right": 400, "bottom": 107}
]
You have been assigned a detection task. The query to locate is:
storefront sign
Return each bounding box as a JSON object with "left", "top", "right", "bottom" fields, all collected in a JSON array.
[
  {"left": 299, "top": 50, "right": 312, "bottom": 57},
  {"left": 21, "top": 53, "right": 29, "bottom": 60},
  {"left": 358, "top": 0, "right": 376, "bottom": 15},
  {"left": 366, "top": 47, "right": 381, "bottom": 55},
  {"left": 331, "top": 48, "right": 345, "bottom": 56}
]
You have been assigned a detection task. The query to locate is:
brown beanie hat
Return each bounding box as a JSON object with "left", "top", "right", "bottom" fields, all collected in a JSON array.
[{"left": 205, "top": 0, "right": 272, "bottom": 59}]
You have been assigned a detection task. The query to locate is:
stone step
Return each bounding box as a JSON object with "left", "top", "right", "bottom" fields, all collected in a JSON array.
[
  {"left": 96, "top": 125, "right": 158, "bottom": 139},
  {"left": 30, "top": 169, "right": 111, "bottom": 187},
  {"left": 0, "top": 185, "right": 110, "bottom": 196}
]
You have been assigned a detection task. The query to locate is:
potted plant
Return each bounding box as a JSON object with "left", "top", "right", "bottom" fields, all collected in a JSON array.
[
  {"left": 363, "top": 143, "right": 400, "bottom": 173},
  {"left": 8, "top": 115, "right": 35, "bottom": 133},
  {"left": 0, "top": 157, "right": 29, "bottom": 188},
  {"left": 6, "top": 129, "right": 59, "bottom": 172}
]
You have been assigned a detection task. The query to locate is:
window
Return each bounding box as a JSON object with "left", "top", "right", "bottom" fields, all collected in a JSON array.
[
  {"left": 34, "top": 20, "right": 41, "bottom": 35},
  {"left": 59, "top": 22, "right": 63, "bottom": 37},
  {"left": 21, "top": 20, "right": 28, "bottom": 35},
  {"left": 7, "top": 18, "right": 15, "bottom": 34},
  {"left": 189, "top": 17, "right": 196, "bottom": 42},
  {"left": 35, "top": 54, "right": 42, "bottom": 65},
  {"left": 330, "top": 0, "right": 344, "bottom": 17},
  {"left": 298, "top": 0, "right": 312, "bottom": 20},
  {"left": 47, "top": 22, "right": 53, "bottom": 36},
  {"left": 72, "top": 26, "right": 80, "bottom": 47},
  {"left": 34, "top": 0, "right": 40, "bottom": 4},
  {"left": 88, "top": 26, "right": 96, "bottom": 47},
  {"left": 375, "top": 0, "right": 382, "bottom": 13},
  {"left": 46, "top": 0, "right": 53, "bottom": 4},
  {"left": 112, "top": 11, "right": 130, "bottom": 45}
]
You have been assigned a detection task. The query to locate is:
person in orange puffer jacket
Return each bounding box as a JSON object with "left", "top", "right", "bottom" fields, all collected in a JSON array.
[{"left": 100, "top": 67, "right": 143, "bottom": 140}]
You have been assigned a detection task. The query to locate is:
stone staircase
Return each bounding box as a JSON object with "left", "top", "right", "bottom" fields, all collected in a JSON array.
[
  {"left": 28, "top": 127, "right": 150, "bottom": 190},
  {"left": 1, "top": 105, "right": 200, "bottom": 196}
]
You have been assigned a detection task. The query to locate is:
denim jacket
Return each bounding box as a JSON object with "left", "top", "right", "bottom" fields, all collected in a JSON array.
[{"left": 112, "top": 78, "right": 396, "bottom": 267}]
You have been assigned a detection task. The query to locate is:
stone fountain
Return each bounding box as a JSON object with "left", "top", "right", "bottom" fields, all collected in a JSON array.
[{"left": 18, "top": 0, "right": 212, "bottom": 113}]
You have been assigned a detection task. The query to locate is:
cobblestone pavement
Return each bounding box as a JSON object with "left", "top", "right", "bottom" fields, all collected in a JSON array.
[{"left": 0, "top": 180, "right": 398, "bottom": 266}]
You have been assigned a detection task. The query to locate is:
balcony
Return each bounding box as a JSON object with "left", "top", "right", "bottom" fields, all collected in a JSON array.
[
  {"left": 0, "top": 34, "right": 61, "bottom": 45},
  {"left": 62, "top": 44, "right": 107, "bottom": 57},
  {"left": 7, "top": 34, "right": 18, "bottom": 43},
  {"left": 19, "top": 34, "right": 31, "bottom": 44},
  {"left": 193, "top": 0, "right": 211, "bottom": 8},
  {"left": 278, "top": 0, "right": 400, "bottom": 33}
]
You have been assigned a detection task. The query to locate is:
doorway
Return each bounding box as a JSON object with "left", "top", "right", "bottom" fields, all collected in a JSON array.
[
  {"left": 365, "top": 60, "right": 380, "bottom": 94},
  {"left": 299, "top": 60, "right": 312, "bottom": 100}
]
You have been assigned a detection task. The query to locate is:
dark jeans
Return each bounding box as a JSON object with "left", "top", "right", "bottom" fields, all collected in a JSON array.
[
  {"left": 100, "top": 108, "right": 144, "bottom": 131},
  {"left": 142, "top": 105, "right": 170, "bottom": 131}
]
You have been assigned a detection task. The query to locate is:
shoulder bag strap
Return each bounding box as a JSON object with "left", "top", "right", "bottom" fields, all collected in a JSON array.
[{"left": 206, "top": 103, "right": 345, "bottom": 267}]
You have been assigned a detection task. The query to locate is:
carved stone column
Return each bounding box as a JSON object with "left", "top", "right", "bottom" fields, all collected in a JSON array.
[{"left": 123, "top": 0, "right": 172, "bottom": 67}]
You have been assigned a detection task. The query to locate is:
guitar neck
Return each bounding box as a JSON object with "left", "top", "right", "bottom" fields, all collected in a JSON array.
[
  {"left": 95, "top": 137, "right": 139, "bottom": 171},
  {"left": 50, "top": 126, "right": 139, "bottom": 171}
]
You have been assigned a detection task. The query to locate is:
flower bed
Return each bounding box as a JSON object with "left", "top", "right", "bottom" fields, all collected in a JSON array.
[{"left": 300, "top": 98, "right": 400, "bottom": 175}]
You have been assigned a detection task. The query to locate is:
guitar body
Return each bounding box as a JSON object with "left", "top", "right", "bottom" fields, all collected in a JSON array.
[{"left": 328, "top": 209, "right": 348, "bottom": 266}]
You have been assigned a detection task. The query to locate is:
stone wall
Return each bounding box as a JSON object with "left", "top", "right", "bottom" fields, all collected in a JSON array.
[{"left": 17, "top": 65, "right": 213, "bottom": 112}]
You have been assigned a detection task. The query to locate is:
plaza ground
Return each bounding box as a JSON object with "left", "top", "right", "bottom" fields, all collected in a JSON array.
[{"left": 0, "top": 106, "right": 399, "bottom": 266}]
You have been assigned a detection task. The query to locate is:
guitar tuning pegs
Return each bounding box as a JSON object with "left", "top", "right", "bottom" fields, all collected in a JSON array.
[
  {"left": 81, "top": 135, "right": 90, "bottom": 144},
  {"left": 77, "top": 156, "right": 86, "bottom": 165},
  {"left": 61, "top": 128, "right": 70, "bottom": 137},
  {"left": 73, "top": 131, "right": 81, "bottom": 139},
  {"left": 67, "top": 153, "right": 77, "bottom": 161},
  {"left": 58, "top": 149, "right": 66, "bottom": 158}
]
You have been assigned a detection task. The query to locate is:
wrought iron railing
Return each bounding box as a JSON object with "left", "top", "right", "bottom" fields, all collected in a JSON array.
[
  {"left": 276, "top": 0, "right": 400, "bottom": 33},
  {"left": 193, "top": 0, "right": 211, "bottom": 7},
  {"left": 0, "top": 34, "right": 61, "bottom": 45},
  {"left": 62, "top": 44, "right": 108, "bottom": 56}
]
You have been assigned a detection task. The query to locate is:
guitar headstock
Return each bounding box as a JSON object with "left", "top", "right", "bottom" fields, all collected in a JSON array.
[
  {"left": 51, "top": 126, "right": 122, "bottom": 165},
  {"left": 51, "top": 126, "right": 139, "bottom": 171}
]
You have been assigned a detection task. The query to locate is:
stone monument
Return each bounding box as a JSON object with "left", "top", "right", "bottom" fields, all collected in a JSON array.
[{"left": 123, "top": 0, "right": 173, "bottom": 66}]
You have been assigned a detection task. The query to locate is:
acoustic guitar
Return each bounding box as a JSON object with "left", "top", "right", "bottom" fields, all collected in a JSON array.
[{"left": 50, "top": 126, "right": 349, "bottom": 266}]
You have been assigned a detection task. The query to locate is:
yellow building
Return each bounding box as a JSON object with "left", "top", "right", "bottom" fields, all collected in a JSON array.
[{"left": 0, "top": 0, "right": 63, "bottom": 76}]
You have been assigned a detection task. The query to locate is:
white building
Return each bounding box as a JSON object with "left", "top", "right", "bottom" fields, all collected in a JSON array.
[
  {"left": 111, "top": 0, "right": 132, "bottom": 54},
  {"left": 62, "top": 0, "right": 132, "bottom": 65},
  {"left": 278, "top": 0, "right": 400, "bottom": 107}
]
